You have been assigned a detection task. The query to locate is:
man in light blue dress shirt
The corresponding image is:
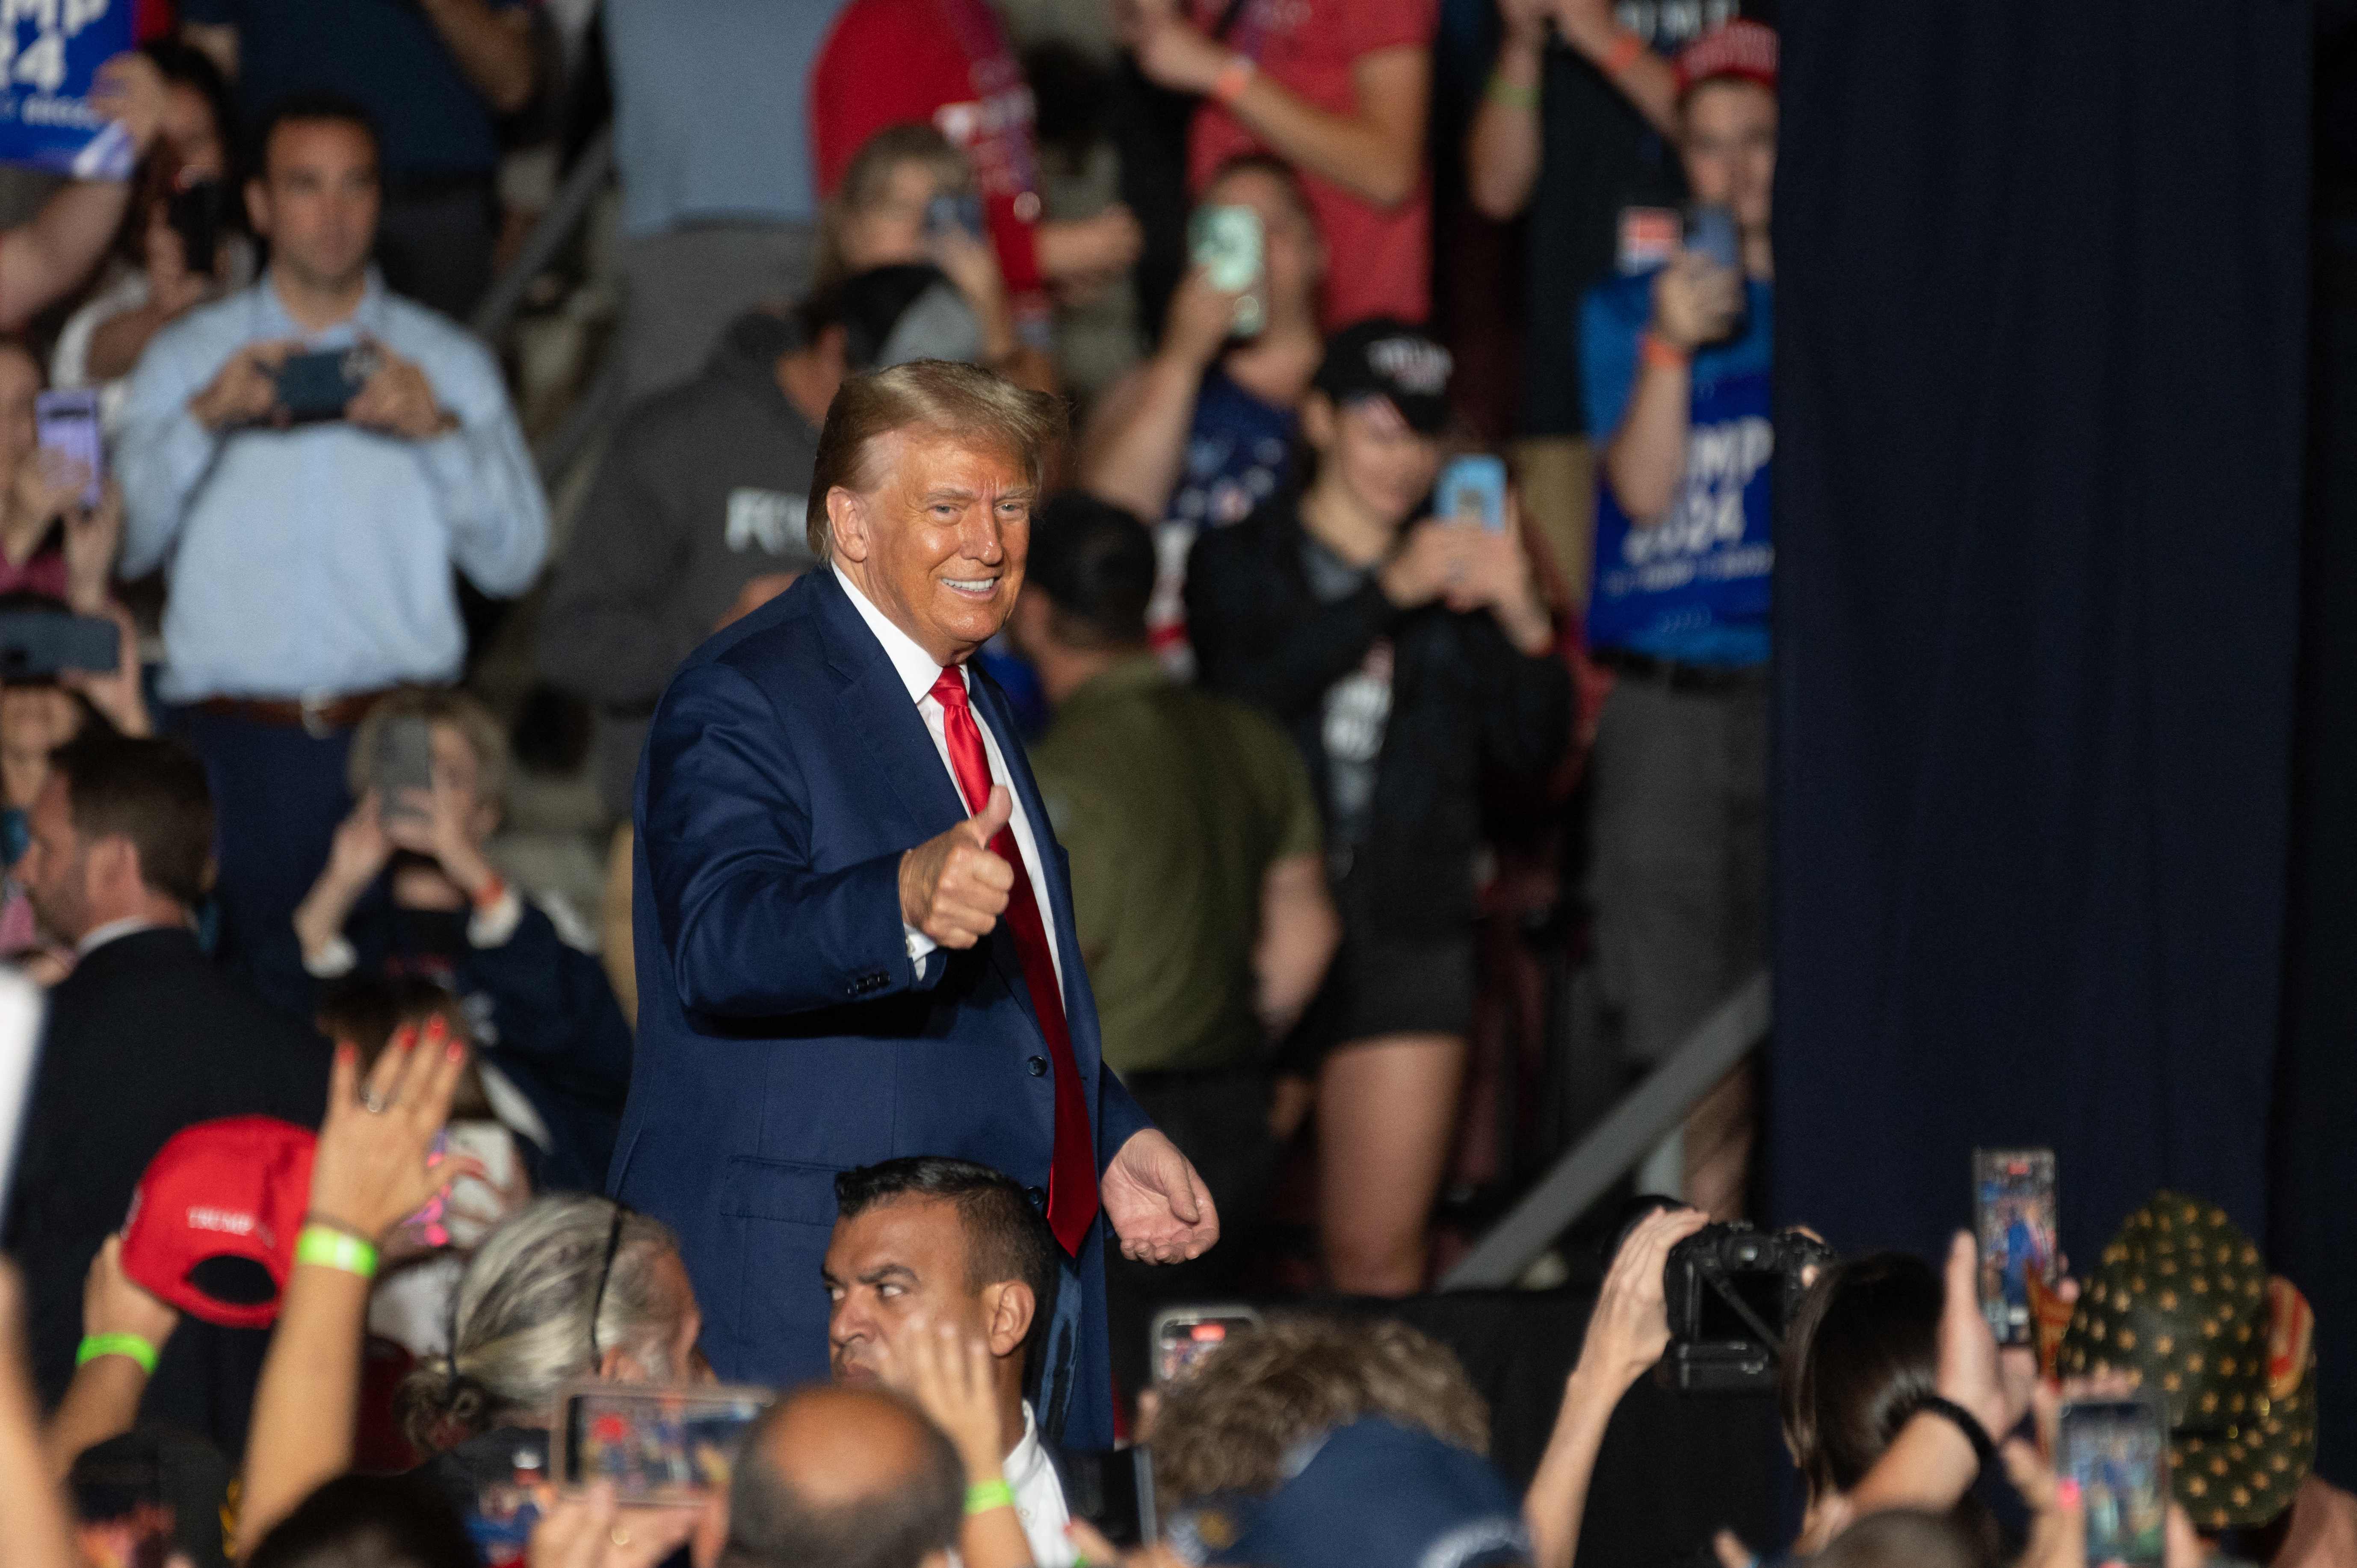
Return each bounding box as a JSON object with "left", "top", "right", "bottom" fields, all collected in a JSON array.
[{"left": 115, "top": 92, "right": 547, "bottom": 1013}]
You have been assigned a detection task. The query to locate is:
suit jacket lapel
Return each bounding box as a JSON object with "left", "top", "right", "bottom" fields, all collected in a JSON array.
[
  {"left": 813, "top": 575, "right": 1039, "bottom": 1020},
  {"left": 813, "top": 571, "right": 967, "bottom": 840}
]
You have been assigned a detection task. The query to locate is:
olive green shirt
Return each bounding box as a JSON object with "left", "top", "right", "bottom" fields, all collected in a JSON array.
[{"left": 1032, "top": 654, "right": 1323, "bottom": 1075}]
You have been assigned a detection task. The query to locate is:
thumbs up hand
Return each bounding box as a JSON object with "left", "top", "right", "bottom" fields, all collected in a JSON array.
[{"left": 899, "top": 785, "right": 1017, "bottom": 948}]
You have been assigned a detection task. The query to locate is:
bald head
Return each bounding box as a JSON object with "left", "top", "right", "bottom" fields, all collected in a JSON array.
[{"left": 720, "top": 1386, "right": 962, "bottom": 1568}]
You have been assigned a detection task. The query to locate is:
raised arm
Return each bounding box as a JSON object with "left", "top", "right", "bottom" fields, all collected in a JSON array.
[
  {"left": 43, "top": 1236, "right": 179, "bottom": 1479},
  {"left": 1594, "top": 259, "right": 1741, "bottom": 525},
  {"left": 1126, "top": 1, "right": 1431, "bottom": 208},
  {"left": 1525, "top": 1207, "right": 1710, "bottom": 1568},
  {"left": 1078, "top": 266, "right": 1240, "bottom": 522},
  {"left": 1466, "top": 0, "right": 1552, "bottom": 218},
  {"left": 0, "top": 1260, "right": 77, "bottom": 1568},
  {"left": 0, "top": 55, "right": 166, "bottom": 330},
  {"left": 418, "top": 0, "right": 536, "bottom": 115},
  {"left": 239, "top": 1022, "right": 472, "bottom": 1556}
]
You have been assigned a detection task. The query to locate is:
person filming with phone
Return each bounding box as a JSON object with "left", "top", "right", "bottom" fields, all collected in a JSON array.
[
  {"left": 1576, "top": 20, "right": 1776, "bottom": 1223},
  {"left": 51, "top": 40, "right": 253, "bottom": 436},
  {"left": 1185, "top": 320, "right": 1570, "bottom": 1297},
  {"left": 1079, "top": 156, "right": 1328, "bottom": 667},
  {"left": 114, "top": 92, "right": 547, "bottom": 1020},
  {"left": 290, "top": 688, "right": 632, "bottom": 1190}
]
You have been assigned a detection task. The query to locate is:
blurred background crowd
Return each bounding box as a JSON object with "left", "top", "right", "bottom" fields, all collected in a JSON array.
[{"left": 0, "top": 1, "right": 2340, "bottom": 1567}]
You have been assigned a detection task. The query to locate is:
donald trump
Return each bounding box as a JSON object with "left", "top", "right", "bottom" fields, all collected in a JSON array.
[{"left": 615, "top": 360, "right": 1216, "bottom": 1444}]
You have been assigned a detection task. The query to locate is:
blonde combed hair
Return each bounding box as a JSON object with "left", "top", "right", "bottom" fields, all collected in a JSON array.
[{"left": 804, "top": 358, "right": 1067, "bottom": 562}]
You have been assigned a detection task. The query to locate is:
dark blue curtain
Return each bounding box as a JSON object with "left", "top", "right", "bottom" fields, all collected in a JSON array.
[{"left": 1769, "top": 0, "right": 2307, "bottom": 1291}]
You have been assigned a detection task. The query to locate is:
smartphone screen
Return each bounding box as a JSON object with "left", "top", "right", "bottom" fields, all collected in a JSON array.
[
  {"left": 166, "top": 177, "right": 222, "bottom": 276},
  {"left": 556, "top": 1384, "right": 774, "bottom": 1504},
  {"left": 376, "top": 715, "right": 437, "bottom": 829},
  {"left": 923, "top": 192, "right": 984, "bottom": 241},
  {"left": 1150, "top": 1305, "right": 1260, "bottom": 1387},
  {"left": 2059, "top": 1398, "right": 2169, "bottom": 1568},
  {"left": 1434, "top": 454, "right": 1508, "bottom": 532},
  {"left": 34, "top": 390, "right": 101, "bottom": 509},
  {"left": 1186, "top": 204, "right": 1265, "bottom": 338},
  {"left": 1974, "top": 1147, "right": 2059, "bottom": 1346},
  {"left": 1686, "top": 203, "right": 1742, "bottom": 273}
]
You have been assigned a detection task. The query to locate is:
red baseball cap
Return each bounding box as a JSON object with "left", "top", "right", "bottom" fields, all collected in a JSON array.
[
  {"left": 1675, "top": 20, "right": 1779, "bottom": 99},
  {"left": 121, "top": 1117, "right": 316, "bottom": 1329}
]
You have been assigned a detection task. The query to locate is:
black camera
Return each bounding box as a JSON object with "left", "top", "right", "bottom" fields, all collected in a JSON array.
[{"left": 1660, "top": 1221, "right": 1834, "bottom": 1394}]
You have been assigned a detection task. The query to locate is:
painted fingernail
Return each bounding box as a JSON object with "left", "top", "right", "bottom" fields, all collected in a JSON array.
[
  {"left": 447, "top": 1036, "right": 466, "bottom": 1061},
  {"left": 426, "top": 1015, "right": 446, "bottom": 1042},
  {"left": 2055, "top": 1479, "right": 2081, "bottom": 1509}
]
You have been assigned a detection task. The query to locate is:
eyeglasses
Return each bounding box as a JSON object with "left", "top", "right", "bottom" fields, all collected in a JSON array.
[{"left": 587, "top": 1202, "right": 628, "bottom": 1366}]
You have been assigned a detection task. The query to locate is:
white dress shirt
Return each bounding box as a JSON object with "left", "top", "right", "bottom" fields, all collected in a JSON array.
[
  {"left": 833, "top": 565, "right": 1066, "bottom": 995},
  {"left": 1004, "top": 1400, "right": 1076, "bottom": 1568},
  {"left": 75, "top": 916, "right": 180, "bottom": 957}
]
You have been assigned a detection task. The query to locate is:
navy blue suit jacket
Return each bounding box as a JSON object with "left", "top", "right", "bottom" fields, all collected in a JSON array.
[{"left": 614, "top": 569, "right": 1153, "bottom": 1447}]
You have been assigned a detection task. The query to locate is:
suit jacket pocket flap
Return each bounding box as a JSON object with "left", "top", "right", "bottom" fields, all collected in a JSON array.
[{"left": 718, "top": 1155, "right": 843, "bottom": 1225}]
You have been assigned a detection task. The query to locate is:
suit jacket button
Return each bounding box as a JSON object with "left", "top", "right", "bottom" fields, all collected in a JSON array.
[
  {"left": 1027, "top": 1055, "right": 1047, "bottom": 1076},
  {"left": 1025, "top": 1185, "right": 1047, "bottom": 1211}
]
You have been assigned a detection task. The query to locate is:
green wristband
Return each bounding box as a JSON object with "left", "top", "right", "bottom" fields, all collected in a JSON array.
[
  {"left": 77, "top": 1333, "right": 158, "bottom": 1375},
  {"left": 965, "top": 1478, "right": 1015, "bottom": 1516},
  {"left": 296, "top": 1223, "right": 379, "bottom": 1280},
  {"left": 1485, "top": 70, "right": 1541, "bottom": 110}
]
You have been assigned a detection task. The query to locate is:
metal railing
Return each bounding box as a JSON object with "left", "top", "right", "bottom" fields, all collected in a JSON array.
[
  {"left": 464, "top": 127, "right": 621, "bottom": 485},
  {"left": 1440, "top": 970, "right": 1771, "bottom": 1290}
]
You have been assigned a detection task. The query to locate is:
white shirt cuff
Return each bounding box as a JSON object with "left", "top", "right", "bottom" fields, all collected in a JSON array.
[
  {"left": 904, "top": 923, "right": 936, "bottom": 982},
  {"left": 468, "top": 887, "right": 524, "bottom": 948},
  {"left": 303, "top": 935, "right": 358, "bottom": 979}
]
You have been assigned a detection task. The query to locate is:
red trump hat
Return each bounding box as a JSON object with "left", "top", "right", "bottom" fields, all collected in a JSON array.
[
  {"left": 1675, "top": 20, "right": 1779, "bottom": 99},
  {"left": 121, "top": 1117, "right": 316, "bottom": 1329}
]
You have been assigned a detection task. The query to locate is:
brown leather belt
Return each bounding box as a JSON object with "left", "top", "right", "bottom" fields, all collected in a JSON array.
[{"left": 195, "top": 690, "right": 394, "bottom": 737}]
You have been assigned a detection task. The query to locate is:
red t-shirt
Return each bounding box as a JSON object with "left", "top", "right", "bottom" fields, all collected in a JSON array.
[
  {"left": 1186, "top": 0, "right": 1436, "bottom": 329},
  {"left": 810, "top": 0, "right": 1049, "bottom": 317}
]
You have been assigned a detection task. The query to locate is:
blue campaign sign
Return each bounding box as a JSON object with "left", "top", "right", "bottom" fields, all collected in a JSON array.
[{"left": 0, "top": 0, "right": 134, "bottom": 177}]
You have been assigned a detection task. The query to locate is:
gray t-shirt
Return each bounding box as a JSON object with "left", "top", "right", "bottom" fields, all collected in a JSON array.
[
  {"left": 1302, "top": 538, "right": 1394, "bottom": 874},
  {"left": 605, "top": 0, "right": 855, "bottom": 236}
]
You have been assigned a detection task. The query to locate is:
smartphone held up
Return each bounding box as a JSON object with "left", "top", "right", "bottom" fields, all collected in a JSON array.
[
  {"left": 35, "top": 388, "right": 101, "bottom": 510},
  {"left": 1188, "top": 204, "right": 1266, "bottom": 339},
  {"left": 2058, "top": 1395, "right": 2170, "bottom": 1568},
  {"left": 1434, "top": 454, "right": 1508, "bottom": 533},
  {"left": 1974, "top": 1147, "right": 2060, "bottom": 1347},
  {"left": 556, "top": 1383, "right": 774, "bottom": 1506}
]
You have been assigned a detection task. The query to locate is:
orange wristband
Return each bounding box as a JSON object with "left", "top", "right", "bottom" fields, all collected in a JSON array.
[
  {"left": 1600, "top": 30, "right": 1645, "bottom": 77},
  {"left": 1640, "top": 333, "right": 1690, "bottom": 372},
  {"left": 1210, "top": 53, "right": 1257, "bottom": 106}
]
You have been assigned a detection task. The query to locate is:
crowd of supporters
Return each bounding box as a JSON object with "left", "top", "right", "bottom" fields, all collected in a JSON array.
[{"left": 0, "top": 5, "right": 2336, "bottom": 1568}]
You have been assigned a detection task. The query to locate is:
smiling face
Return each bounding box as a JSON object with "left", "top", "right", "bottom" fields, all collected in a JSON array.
[{"left": 828, "top": 427, "right": 1035, "bottom": 666}]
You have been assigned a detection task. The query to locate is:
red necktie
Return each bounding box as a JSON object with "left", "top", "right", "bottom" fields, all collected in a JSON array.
[{"left": 929, "top": 667, "right": 1099, "bottom": 1254}]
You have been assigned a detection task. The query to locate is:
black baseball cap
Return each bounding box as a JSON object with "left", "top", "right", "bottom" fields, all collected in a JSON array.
[{"left": 1312, "top": 319, "right": 1454, "bottom": 435}]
